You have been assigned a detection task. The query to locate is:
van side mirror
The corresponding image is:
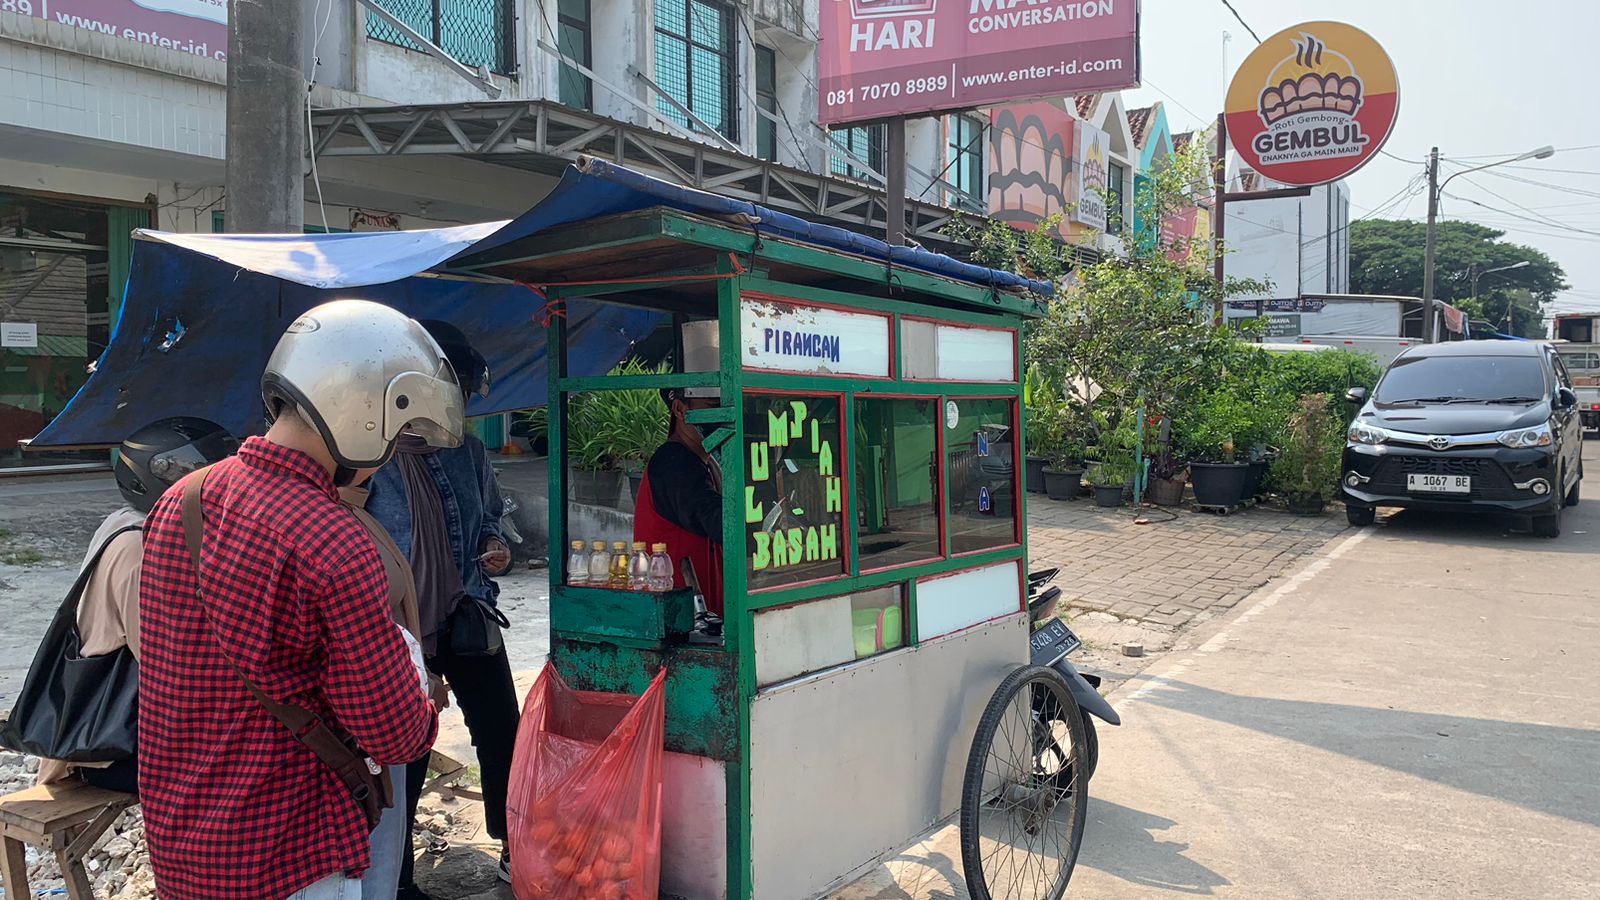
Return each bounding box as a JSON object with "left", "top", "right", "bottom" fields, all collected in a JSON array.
[
  {"left": 1344, "top": 387, "right": 1369, "bottom": 405},
  {"left": 1557, "top": 387, "right": 1578, "bottom": 409}
]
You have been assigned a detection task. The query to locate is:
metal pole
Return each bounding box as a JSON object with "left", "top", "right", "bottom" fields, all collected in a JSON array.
[
  {"left": 225, "top": 0, "right": 305, "bottom": 232},
  {"left": 1421, "top": 146, "right": 1440, "bottom": 342},
  {"left": 1212, "top": 113, "right": 1227, "bottom": 324},
  {"left": 885, "top": 117, "right": 907, "bottom": 246}
]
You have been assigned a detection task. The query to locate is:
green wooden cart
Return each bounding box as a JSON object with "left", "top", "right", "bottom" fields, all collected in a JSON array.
[{"left": 456, "top": 201, "right": 1045, "bottom": 900}]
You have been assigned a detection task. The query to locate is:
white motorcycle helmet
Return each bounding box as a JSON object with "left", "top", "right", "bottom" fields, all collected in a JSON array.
[{"left": 261, "top": 299, "right": 464, "bottom": 469}]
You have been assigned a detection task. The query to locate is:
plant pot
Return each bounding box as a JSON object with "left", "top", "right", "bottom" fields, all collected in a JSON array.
[
  {"left": 1146, "top": 475, "right": 1187, "bottom": 507},
  {"left": 1042, "top": 467, "right": 1084, "bottom": 501},
  {"left": 1189, "top": 462, "right": 1250, "bottom": 508},
  {"left": 628, "top": 472, "right": 645, "bottom": 503},
  {"left": 1025, "top": 456, "right": 1049, "bottom": 494},
  {"left": 1244, "top": 460, "right": 1268, "bottom": 498},
  {"left": 1286, "top": 491, "right": 1325, "bottom": 516},
  {"left": 1093, "top": 484, "right": 1126, "bottom": 508}
]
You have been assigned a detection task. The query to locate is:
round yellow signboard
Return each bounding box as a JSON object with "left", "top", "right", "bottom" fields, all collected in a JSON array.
[{"left": 1224, "top": 21, "right": 1399, "bottom": 187}]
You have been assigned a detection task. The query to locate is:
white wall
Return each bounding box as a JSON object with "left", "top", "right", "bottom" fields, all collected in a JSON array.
[{"left": 1225, "top": 181, "right": 1350, "bottom": 302}]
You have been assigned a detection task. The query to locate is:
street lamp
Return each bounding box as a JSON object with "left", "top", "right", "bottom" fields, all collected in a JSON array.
[
  {"left": 1422, "top": 145, "right": 1556, "bottom": 342},
  {"left": 1469, "top": 260, "right": 1531, "bottom": 333}
]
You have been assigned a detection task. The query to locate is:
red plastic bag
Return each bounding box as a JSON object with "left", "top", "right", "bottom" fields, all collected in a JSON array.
[{"left": 507, "top": 662, "right": 667, "bottom": 899}]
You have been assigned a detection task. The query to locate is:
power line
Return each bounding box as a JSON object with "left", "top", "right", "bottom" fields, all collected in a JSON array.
[
  {"left": 1216, "top": 0, "right": 1262, "bottom": 43},
  {"left": 1442, "top": 193, "right": 1600, "bottom": 239}
]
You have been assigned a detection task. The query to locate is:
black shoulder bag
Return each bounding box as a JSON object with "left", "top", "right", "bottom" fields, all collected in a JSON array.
[{"left": 0, "top": 525, "right": 143, "bottom": 761}]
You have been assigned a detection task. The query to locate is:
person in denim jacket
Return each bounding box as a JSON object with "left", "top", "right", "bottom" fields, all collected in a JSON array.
[{"left": 364, "top": 321, "right": 520, "bottom": 897}]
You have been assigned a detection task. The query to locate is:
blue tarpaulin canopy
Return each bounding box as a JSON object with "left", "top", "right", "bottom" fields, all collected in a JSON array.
[{"left": 31, "top": 159, "right": 1048, "bottom": 448}]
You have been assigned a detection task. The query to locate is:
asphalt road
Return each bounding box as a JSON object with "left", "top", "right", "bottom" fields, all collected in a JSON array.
[{"left": 1062, "top": 442, "right": 1600, "bottom": 899}]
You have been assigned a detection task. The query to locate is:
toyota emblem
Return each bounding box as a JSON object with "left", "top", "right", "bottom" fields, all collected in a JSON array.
[{"left": 1428, "top": 436, "right": 1451, "bottom": 451}]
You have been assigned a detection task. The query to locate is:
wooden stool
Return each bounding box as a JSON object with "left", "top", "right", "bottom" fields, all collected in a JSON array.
[
  {"left": 421, "top": 749, "right": 483, "bottom": 802},
  {"left": 0, "top": 781, "right": 136, "bottom": 900}
]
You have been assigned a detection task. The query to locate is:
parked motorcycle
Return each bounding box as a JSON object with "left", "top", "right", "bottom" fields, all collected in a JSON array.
[{"left": 1027, "top": 567, "right": 1119, "bottom": 782}]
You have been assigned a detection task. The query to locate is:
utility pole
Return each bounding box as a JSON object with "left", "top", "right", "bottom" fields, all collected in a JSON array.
[
  {"left": 225, "top": 0, "right": 305, "bottom": 233},
  {"left": 885, "top": 117, "right": 907, "bottom": 246},
  {"left": 1421, "top": 146, "right": 1440, "bottom": 343}
]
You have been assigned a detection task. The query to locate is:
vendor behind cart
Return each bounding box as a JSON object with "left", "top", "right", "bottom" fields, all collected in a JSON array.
[{"left": 635, "top": 386, "right": 724, "bottom": 616}]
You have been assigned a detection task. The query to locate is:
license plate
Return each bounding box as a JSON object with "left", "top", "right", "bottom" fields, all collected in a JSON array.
[
  {"left": 1029, "top": 618, "right": 1081, "bottom": 666},
  {"left": 1407, "top": 473, "right": 1470, "bottom": 493}
]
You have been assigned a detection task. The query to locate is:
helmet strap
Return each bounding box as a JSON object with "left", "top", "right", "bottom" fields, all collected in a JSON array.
[{"left": 333, "top": 464, "right": 359, "bottom": 487}]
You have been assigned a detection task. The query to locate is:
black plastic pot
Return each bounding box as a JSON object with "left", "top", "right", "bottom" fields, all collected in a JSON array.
[
  {"left": 1042, "top": 467, "right": 1084, "bottom": 501},
  {"left": 1190, "top": 462, "right": 1250, "bottom": 508},
  {"left": 1093, "top": 484, "right": 1126, "bottom": 507},
  {"left": 1244, "top": 460, "right": 1268, "bottom": 498},
  {"left": 1025, "top": 456, "right": 1048, "bottom": 494}
]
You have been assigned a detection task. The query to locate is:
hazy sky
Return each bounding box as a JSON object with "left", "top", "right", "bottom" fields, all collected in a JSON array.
[{"left": 1121, "top": 0, "right": 1600, "bottom": 321}]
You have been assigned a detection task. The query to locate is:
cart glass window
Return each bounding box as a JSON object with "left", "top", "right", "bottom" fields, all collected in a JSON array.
[
  {"left": 944, "top": 398, "right": 1018, "bottom": 554},
  {"left": 901, "top": 319, "right": 1017, "bottom": 382},
  {"left": 744, "top": 393, "right": 847, "bottom": 590},
  {"left": 855, "top": 397, "right": 940, "bottom": 571},
  {"left": 753, "top": 585, "right": 906, "bottom": 686}
]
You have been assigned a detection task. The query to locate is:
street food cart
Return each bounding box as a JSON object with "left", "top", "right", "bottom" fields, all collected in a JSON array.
[
  {"left": 445, "top": 160, "right": 1050, "bottom": 900},
  {"left": 29, "top": 158, "right": 1055, "bottom": 900}
]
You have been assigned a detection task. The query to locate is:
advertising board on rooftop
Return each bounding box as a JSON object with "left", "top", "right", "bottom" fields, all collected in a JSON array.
[{"left": 818, "top": 0, "right": 1141, "bottom": 125}]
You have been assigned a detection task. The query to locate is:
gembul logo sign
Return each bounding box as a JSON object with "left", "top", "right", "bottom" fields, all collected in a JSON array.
[{"left": 1225, "top": 21, "right": 1399, "bottom": 187}]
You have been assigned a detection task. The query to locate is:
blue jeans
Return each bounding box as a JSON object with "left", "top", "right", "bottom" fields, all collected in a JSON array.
[
  {"left": 363, "top": 765, "right": 410, "bottom": 900},
  {"left": 287, "top": 872, "right": 362, "bottom": 900}
]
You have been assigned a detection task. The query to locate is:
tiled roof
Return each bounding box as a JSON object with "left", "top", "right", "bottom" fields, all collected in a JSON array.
[
  {"left": 1074, "top": 95, "right": 1096, "bottom": 118},
  {"left": 1127, "top": 105, "right": 1155, "bottom": 147},
  {"left": 1172, "top": 130, "right": 1192, "bottom": 153}
]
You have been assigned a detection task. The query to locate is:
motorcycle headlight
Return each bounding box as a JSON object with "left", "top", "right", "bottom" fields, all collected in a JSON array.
[
  {"left": 1347, "top": 422, "right": 1388, "bottom": 445},
  {"left": 1495, "top": 423, "right": 1553, "bottom": 449}
]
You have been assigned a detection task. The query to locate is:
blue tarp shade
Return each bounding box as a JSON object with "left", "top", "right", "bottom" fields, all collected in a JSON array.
[
  {"left": 28, "top": 239, "right": 657, "bottom": 447},
  {"left": 31, "top": 160, "right": 1045, "bottom": 448}
]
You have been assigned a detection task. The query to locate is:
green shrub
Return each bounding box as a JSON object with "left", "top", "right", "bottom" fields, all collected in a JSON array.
[
  {"left": 516, "top": 360, "right": 669, "bottom": 471},
  {"left": 1270, "top": 393, "right": 1345, "bottom": 497}
]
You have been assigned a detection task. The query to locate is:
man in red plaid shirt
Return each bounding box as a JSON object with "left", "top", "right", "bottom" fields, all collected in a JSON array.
[{"left": 139, "top": 301, "right": 466, "bottom": 899}]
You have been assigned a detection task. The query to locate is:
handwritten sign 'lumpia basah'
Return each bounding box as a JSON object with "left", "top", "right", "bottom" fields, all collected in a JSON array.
[{"left": 741, "top": 296, "right": 891, "bottom": 378}]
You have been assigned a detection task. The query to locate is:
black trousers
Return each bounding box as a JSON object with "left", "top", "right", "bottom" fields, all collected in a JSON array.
[
  {"left": 79, "top": 756, "right": 138, "bottom": 795},
  {"left": 398, "top": 644, "right": 520, "bottom": 889}
]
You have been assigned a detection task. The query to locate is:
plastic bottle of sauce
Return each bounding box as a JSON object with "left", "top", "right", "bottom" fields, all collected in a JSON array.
[
  {"left": 586, "top": 540, "right": 610, "bottom": 584},
  {"left": 566, "top": 540, "right": 589, "bottom": 586},
  {"left": 648, "top": 543, "right": 673, "bottom": 592},
  {"left": 608, "top": 541, "right": 631, "bottom": 588},
  {"left": 628, "top": 541, "right": 651, "bottom": 590}
]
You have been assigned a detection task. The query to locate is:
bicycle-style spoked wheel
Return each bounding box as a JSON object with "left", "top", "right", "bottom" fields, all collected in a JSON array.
[{"left": 960, "top": 665, "right": 1089, "bottom": 900}]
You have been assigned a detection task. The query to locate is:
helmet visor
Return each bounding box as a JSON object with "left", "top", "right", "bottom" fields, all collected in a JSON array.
[
  {"left": 147, "top": 430, "right": 240, "bottom": 484},
  {"left": 384, "top": 363, "right": 465, "bottom": 450}
]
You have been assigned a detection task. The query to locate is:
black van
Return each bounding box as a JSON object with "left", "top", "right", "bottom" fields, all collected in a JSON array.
[{"left": 1341, "top": 341, "right": 1583, "bottom": 537}]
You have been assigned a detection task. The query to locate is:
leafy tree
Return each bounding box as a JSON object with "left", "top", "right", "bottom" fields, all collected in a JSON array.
[
  {"left": 950, "top": 140, "right": 1265, "bottom": 440},
  {"left": 1349, "top": 220, "right": 1567, "bottom": 337}
]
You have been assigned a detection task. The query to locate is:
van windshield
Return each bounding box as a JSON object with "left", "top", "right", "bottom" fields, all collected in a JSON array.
[{"left": 1375, "top": 355, "right": 1547, "bottom": 404}]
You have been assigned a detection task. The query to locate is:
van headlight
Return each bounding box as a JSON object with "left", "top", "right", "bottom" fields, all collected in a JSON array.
[
  {"left": 1496, "top": 423, "right": 1553, "bottom": 448},
  {"left": 1348, "top": 422, "right": 1389, "bottom": 445}
]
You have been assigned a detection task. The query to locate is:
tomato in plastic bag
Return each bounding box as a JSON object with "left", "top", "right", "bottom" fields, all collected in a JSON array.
[{"left": 507, "top": 662, "right": 666, "bottom": 899}]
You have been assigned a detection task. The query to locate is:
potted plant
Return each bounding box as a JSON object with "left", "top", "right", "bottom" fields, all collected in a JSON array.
[
  {"left": 1180, "top": 391, "right": 1252, "bottom": 509},
  {"left": 1146, "top": 448, "right": 1187, "bottom": 506},
  {"left": 534, "top": 361, "right": 669, "bottom": 506},
  {"left": 1023, "top": 365, "right": 1055, "bottom": 494},
  {"left": 1041, "top": 436, "right": 1087, "bottom": 501},
  {"left": 1271, "top": 393, "right": 1343, "bottom": 515},
  {"left": 1088, "top": 448, "right": 1130, "bottom": 507}
]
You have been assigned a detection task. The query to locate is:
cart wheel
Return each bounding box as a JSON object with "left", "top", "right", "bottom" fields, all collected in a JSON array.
[{"left": 960, "top": 665, "right": 1088, "bottom": 900}]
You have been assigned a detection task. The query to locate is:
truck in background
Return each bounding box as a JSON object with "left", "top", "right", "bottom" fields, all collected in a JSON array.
[{"left": 1555, "top": 341, "right": 1600, "bottom": 431}]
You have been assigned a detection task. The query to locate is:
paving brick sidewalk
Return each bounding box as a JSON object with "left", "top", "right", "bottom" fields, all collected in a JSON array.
[{"left": 1028, "top": 495, "right": 1350, "bottom": 629}]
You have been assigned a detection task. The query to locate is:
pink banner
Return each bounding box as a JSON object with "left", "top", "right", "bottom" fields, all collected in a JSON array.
[
  {"left": 819, "top": 0, "right": 1139, "bottom": 125},
  {"left": 9, "top": 0, "right": 227, "bottom": 61}
]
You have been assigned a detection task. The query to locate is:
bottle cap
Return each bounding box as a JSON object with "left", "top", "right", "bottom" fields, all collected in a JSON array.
[
  {"left": 632, "top": 541, "right": 646, "bottom": 551},
  {"left": 651, "top": 542, "right": 667, "bottom": 553},
  {"left": 591, "top": 541, "right": 606, "bottom": 550},
  {"left": 612, "top": 541, "right": 627, "bottom": 550},
  {"left": 570, "top": 540, "right": 585, "bottom": 549}
]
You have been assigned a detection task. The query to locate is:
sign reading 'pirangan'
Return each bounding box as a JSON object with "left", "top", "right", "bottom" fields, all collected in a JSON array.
[
  {"left": 1224, "top": 21, "right": 1399, "bottom": 187},
  {"left": 818, "top": 0, "right": 1140, "bottom": 125}
]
